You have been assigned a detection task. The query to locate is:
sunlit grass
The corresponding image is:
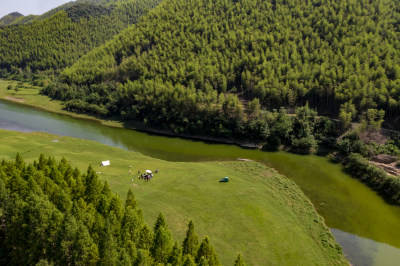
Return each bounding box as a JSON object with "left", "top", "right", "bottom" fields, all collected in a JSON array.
[{"left": 0, "top": 129, "right": 346, "bottom": 265}]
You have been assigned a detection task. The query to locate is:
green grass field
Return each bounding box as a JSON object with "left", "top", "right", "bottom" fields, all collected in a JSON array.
[
  {"left": 0, "top": 129, "right": 346, "bottom": 265},
  {"left": 0, "top": 79, "right": 124, "bottom": 127}
]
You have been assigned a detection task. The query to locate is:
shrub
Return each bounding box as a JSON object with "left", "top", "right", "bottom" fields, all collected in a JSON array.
[{"left": 346, "top": 153, "right": 400, "bottom": 204}]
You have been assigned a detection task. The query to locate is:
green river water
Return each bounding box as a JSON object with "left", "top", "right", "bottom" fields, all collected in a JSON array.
[{"left": 1, "top": 100, "right": 400, "bottom": 265}]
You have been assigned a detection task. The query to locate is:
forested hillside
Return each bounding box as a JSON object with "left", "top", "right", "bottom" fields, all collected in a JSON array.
[
  {"left": 0, "top": 12, "right": 23, "bottom": 26},
  {"left": 0, "top": 154, "right": 224, "bottom": 265},
  {"left": 0, "top": 0, "right": 161, "bottom": 74},
  {"left": 47, "top": 0, "right": 400, "bottom": 132}
]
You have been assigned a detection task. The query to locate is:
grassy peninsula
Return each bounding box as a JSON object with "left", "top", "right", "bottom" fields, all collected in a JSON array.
[{"left": 0, "top": 129, "right": 347, "bottom": 265}]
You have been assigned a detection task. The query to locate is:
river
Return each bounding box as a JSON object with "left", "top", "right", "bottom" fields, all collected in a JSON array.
[{"left": 1, "top": 100, "right": 400, "bottom": 265}]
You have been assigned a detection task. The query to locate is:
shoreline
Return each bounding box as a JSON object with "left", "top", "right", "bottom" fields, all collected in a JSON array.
[{"left": 0, "top": 81, "right": 263, "bottom": 148}]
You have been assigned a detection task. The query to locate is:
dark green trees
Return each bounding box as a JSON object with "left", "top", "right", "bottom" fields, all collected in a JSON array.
[
  {"left": 45, "top": 0, "right": 400, "bottom": 133},
  {"left": 196, "top": 236, "right": 220, "bottom": 266},
  {"left": 151, "top": 213, "right": 174, "bottom": 263},
  {"left": 183, "top": 220, "right": 199, "bottom": 257},
  {"left": 0, "top": 154, "right": 228, "bottom": 264},
  {"left": 0, "top": 0, "right": 161, "bottom": 75},
  {"left": 234, "top": 253, "right": 246, "bottom": 266}
]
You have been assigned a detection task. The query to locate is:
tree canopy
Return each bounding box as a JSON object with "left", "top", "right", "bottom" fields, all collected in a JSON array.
[
  {"left": 0, "top": 154, "right": 228, "bottom": 265},
  {"left": 0, "top": 0, "right": 161, "bottom": 74}
]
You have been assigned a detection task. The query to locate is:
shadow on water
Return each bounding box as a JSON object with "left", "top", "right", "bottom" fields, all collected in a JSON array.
[{"left": 1, "top": 99, "right": 400, "bottom": 265}]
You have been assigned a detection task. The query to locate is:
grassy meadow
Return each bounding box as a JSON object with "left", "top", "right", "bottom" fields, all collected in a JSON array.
[
  {"left": 0, "top": 79, "right": 124, "bottom": 127},
  {"left": 0, "top": 129, "right": 347, "bottom": 265}
]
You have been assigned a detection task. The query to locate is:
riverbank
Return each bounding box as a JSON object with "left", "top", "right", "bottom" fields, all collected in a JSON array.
[
  {"left": 0, "top": 79, "right": 125, "bottom": 128},
  {"left": 0, "top": 79, "right": 262, "bottom": 148},
  {"left": 2, "top": 99, "right": 400, "bottom": 264},
  {"left": 1, "top": 79, "right": 399, "bottom": 206},
  {"left": 0, "top": 129, "right": 347, "bottom": 265}
]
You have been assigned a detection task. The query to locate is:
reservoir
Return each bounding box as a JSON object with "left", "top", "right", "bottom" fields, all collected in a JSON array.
[{"left": 1, "top": 99, "right": 400, "bottom": 265}]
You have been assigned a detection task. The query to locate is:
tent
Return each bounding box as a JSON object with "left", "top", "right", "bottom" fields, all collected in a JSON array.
[
  {"left": 145, "top": 170, "right": 152, "bottom": 174},
  {"left": 101, "top": 160, "right": 110, "bottom": 166},
  {"left": 219, "top": 176, "right": 229, "bottom": 182}
]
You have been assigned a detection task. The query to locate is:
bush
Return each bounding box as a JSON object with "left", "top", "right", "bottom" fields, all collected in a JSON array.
[
  {"left": 291, "top": 135, "right": 317, "bottom": 154},
  {"left": 346, "top": 153, "right": 400, "bottom": 204},
  {"left": 7, "top": 85, "right": 12, "bottom": 90}
]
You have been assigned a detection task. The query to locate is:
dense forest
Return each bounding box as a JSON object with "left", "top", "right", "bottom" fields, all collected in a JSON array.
[
  {"left": 0, "top": 12, "right": 23, "bottom": 26},
  {"left": 0, "top": 0, "right": 161, "bottom": 75},
  {"left": 0, "top": 154, "right": 239, "bottom": 265},
  {"left": 44, "top": 0, "right": 400, "bottom": 132}
]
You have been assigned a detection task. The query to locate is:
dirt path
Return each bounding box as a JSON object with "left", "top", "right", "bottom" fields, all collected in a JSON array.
[{"left": 5, "top": 96, "right": 24, "bottom": 103}]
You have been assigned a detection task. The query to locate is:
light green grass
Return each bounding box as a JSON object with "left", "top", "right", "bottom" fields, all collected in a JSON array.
[
  {"left": 0, "top": 79, "right": 124, "bottom": 127},
  {"left": 0, "top": 129, "right": 347, "bottom": 265}
]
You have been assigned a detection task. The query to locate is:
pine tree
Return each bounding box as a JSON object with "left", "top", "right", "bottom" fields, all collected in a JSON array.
[
  {"left": 196, "top": 236, "right": 219, "bottom": 266},
  {"left": 15, "top": 153, "right": 25, "bottom": 168},
  {"left": 182, "top": 254, "right": 196, "bottom": 266},
  {"left": 138, "top": 224, "right": 153, "bottom": 250},
  {"left": 168, "top": 241, "right": 182, "bottom": 265},
  {"left": 151, "top": 225, "right": 173, "bottom": 263},
  {"left": 198, "top": 256, "right": 210, "bottom": 266},
  {"left": 125, "top": 188, "right": 137, "bottom": 209},
  {"left": 182, "top": 220, "right": 198, "bottom": 257},
  {"left": 84, "top": 165, "right": 101, "bottom": 204},
  {"left": 234, "top": 253, "right": 246, "bottom": 266},
  {"left": 100, "top": 219, "right": 119, "bottom": 265},
  {"left": 153, "top": 212, "right": 167, "bottom": 232}
]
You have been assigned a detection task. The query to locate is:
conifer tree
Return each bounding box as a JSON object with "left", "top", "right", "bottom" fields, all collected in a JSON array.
[
  {"left": 151, "top": 223, "right": 173, "bottom": 263},
  {"left": 168, "top": 241, "right": 182, "bottom": 265},
  {"left": 100, "top": 220, "right": 119, "bottom": 265},
  {"left": 198, "top": 256, "right": 210, "bottom": 266},
  {"left": 84, "top": 165, "right": 101, "bottom": 204},
  {"left": 182, "top": 220, "right": 199, "bottom": 257},
  {"left": 125, "top": 188, "right": 137, "bottom": 209},
  {"left": 196, "top": 236, "right": 220, "bottom": 266},
  {"left": 182, "top": 254, "right": 196, "bottom": 266},
  {"left": 234, "top": 253, "right": 246, "bottom": 266},
  {"left": 138, "top": 224, "right": 153, "bottom": 250},
  {"left": 153, "top": 212, "right": 168, "bottom": 232}
]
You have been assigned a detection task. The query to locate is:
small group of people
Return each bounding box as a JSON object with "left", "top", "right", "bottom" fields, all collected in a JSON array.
[
  {"left": 131, "top": 169, "right": 159, "bottom": 181},
  {"left": 139, "top": 173, "right": 153, "bottom": 181}
]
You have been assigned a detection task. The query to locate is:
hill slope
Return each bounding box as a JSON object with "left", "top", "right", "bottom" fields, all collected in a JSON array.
[
  {"left": 0, "top": 129, "right": 347, "bottom": 265},
  {"left": 54, "top": 0, "right": 400, "bottom": 130},
  {"left": 0, "top": 12, "right": 23, "bottom": 26},
  {"left": 0, "top": 0, "right": 161, "bottom": 73}
]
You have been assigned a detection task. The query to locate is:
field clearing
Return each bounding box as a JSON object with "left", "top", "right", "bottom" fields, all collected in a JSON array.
[
  {"left": 0, "top": 79, "right": 124, "bottom": 127},
  {"left": 0, "top": 129, "right": 346, "bottom": 265}
]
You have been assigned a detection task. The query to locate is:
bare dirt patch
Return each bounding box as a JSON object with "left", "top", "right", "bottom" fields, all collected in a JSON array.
[
  {"left": 360, "top": 130, "right": 388, "bottom": 145},
  {"left": 370, "top": 161, "right": 400, "bottom": 176},
  {"left": 5, "top": 96, "right": 25, "bottom": 103},
  {"left": 371, "top": 154, "right": 398, "bottom": 164}
]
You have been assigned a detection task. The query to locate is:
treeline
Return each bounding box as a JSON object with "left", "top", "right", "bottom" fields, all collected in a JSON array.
[
  {"left": 55, "top": 0, "right": 400, "bottom": 129},
  {"left": 0, "top": 154, "right": 243, "bottom": 265},
  {"left": 43, "top": 79, "right": 336, "bottom": 153},
  {"left": 333, "top": 130, "right": 400, "bottom": 204},
  {"left": 0, "top": 0, "right": 161, "bottom": 74}
]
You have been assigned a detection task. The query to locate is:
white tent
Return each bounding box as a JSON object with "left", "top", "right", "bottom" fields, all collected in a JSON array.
[
  {"left": 145, "top": 170, "right": 152, "bottom": 174},
  {"left": 101, "top": 160, "right": 110, "bottom": 166}
]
